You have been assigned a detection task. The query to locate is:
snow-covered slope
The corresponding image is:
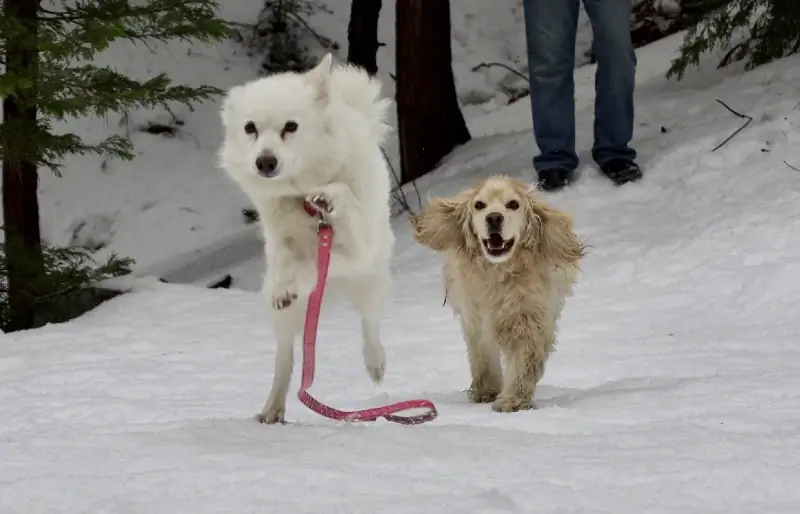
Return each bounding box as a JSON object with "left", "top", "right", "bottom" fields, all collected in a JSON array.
[
  {"left": 3, "top": 48, "right": 800, "bottom": 511},
  {"left": 1, "top": 0, "right": 596, "bottom": 278}
]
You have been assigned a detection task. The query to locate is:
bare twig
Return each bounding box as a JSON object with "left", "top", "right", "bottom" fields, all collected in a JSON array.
[
  {"left": 712, "top": 99, "right": 753, "bottom": 152},
  {"left": 30, "top": 282, "right": 83, "bottom": 305},
  {"left": 286, "top": 11, "right": 335, "bottom": 49},
  {"left": 717, "top": 42, "right": 748, "bottom": 69},
  {"left": 384, "top": 147, "right": 421, "bottom": 216},
  {"left": 784, "top": 160, "right": 800, "bottom": 172},
  {"left": 471, "top": 61, "right": 529, "bottom": 82}
]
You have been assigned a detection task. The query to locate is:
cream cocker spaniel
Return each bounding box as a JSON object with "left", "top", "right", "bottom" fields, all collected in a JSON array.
[{"left": 410, "top": 175, "right": 586, "bottom": 412}]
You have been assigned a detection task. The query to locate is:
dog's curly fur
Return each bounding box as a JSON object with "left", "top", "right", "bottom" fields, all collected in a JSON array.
[{"left": 410, "top": 175, "right": 586, "bottom": 412}]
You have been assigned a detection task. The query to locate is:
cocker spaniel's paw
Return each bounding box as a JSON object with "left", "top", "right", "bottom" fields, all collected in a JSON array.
[{"left": 491, "top": 395, "right": 535, "bottom": 413}]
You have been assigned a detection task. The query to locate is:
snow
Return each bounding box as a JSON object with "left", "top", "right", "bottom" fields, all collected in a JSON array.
[
  {"left": 4, "top": 0, "right": 800, "bottom": 511},
  {"left": 4, "top": 92, "right": 800, "bottom": 509}
]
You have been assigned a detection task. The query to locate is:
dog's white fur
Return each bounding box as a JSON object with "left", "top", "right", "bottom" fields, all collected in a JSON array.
[
  {"left": 410, "top": 176, "right": 586, "bottom": 412},
  {"left": 217, "top": 54, "right": 395, "bottom": 424}
]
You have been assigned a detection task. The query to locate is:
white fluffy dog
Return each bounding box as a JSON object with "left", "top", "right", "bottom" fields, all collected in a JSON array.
[{"left": 217, "top": 53, "right": 395, "bottom": 424}]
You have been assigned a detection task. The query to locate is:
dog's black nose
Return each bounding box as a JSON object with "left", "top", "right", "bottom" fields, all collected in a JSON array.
[
  {"left": 255, "top": 153, "right": 279, "bottom": 177},
  {"left": 486, "top": 212, "right": 504, "bottom": 232}
]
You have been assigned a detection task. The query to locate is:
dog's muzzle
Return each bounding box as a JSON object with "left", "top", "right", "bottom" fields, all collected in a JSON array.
[
  {"left": 255, "top": 152, "right": 279, "bottom": 178},
  {"left": 482, "top": 212, "right": 514, "bottom": 258}
]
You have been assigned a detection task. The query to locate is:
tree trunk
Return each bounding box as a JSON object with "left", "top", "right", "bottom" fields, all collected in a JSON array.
[
  {"left": 395, "top": 0, "right": 470, "bottom": 185},
  {"left": 2, "top": 0, "right": 43, "bottom": 332},
  {"left": 347, "top": 0, "right": 382, "bottom": 75}
]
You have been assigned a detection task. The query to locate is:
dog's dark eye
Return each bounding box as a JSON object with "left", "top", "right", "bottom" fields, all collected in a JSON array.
[
  {"left": 506, "top": 200, "right": 520, "bottom": 210},
  {"left": 244, "top": 121, "right": 257, "bottom": 135},
  {"left": 474, "top": 201, "right": 486, "bottom": 211},
  {"left": 282, "top": 120, "right": 298, "bottom": 134}
]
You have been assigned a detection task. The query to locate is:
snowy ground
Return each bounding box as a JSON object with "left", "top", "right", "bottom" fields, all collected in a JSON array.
[
  {"left": 4, "top": 0, "right": 800, "bottom": 511},
  {"left": 4, "top": 32, "right": 800, "bottom": 510}
]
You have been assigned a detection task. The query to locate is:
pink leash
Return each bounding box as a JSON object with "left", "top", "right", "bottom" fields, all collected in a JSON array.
[{"left": 297, "top": 200, "right": 438, "bottom": 425}]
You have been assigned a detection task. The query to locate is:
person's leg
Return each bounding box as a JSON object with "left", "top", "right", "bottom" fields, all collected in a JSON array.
[
  {"left": 522, "top": 0, "right": 581, "bottom": 190},
  {"left": 582, "top": 0, "right": 642, "bottom": 185}
]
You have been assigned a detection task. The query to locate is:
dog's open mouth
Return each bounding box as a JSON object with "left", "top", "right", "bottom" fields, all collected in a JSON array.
[{"left": 482, "top": 233, "right": 515, "bottom": 257}]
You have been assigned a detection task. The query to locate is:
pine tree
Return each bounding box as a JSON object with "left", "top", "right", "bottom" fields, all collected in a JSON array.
[
  {"left": 0, "top": 0, "right": 235, "bottom": 332},
  {"left": 252, "top": 0, "right": 333, "bottom": 74},
  {"left": 668, "top": 0, "right": 800, "bottom": 80}
]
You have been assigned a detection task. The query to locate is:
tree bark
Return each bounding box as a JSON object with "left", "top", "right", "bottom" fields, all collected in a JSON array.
[
  {"left": 347, "top": 0, "right": 382, "bottom": 75},
  {"left": 2, "top": 0, "right": 43, "bottom": 331},
  {"left": 395, "top": 0, "right": 470, "bottom": 185}
]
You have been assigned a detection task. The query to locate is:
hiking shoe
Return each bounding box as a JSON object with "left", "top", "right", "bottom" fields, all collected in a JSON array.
[
  {"left": 600, "top": 159, "right": 643, "bottom": 186},
  {"left": 537, "top": 168, "right": 572, "bottom": 191}
]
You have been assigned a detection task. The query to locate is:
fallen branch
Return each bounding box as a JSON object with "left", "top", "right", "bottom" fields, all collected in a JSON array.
[
  {"left": 717, "top": 41, "right": 748, "bottom": 69},
  {"left": 712, "top": 99, "right": 753, "bottom": 152},
  {"left": 784, "top": 160, "right": 800, "bottom": 172},
  {"left": 471, "top": 61, "right": 529, "bottom": 82}
]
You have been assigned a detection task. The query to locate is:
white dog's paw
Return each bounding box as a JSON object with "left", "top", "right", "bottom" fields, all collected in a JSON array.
[
  {"left": 363, "top": 342, "right": 386, "bottom": 384},
  {"left": 271, "top": 282, "right": 299, "bottom": 310},
  {"left": 491, "top": 395, "right": 535, "bottom": 413},
  {"left": 305, "top": 194, "right": 335, "bottom": 217},
  {"left": 256, "top": 405, "right": 286, "bottom": 424}
]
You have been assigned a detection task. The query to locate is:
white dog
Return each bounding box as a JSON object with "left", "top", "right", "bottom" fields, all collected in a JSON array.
[{"left": 217, "top": 53, "right": 395, "bottom": 424}]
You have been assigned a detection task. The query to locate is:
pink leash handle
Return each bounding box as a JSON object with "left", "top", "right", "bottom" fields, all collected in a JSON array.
[{"left": 297, "top": 213, "right": 438, "bottom": 425}]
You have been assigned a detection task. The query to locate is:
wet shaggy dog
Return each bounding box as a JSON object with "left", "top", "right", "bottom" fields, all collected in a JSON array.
[
  {"left": 217, "top": 54, "right": 394, "bottom": 424},
  {"left": 410, "top": 176, "right": 586, "bottom": 412}
]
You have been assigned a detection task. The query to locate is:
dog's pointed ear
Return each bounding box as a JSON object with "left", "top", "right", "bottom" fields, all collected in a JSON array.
[
  {"left": 409, "top": 190, "right": 472, "bottom": 253},
  {"left": 307, "top": 53, "right": 334, "bottom": 101},
  {"left": 220, "top": 84, "right": 245, "bottom": 129},
  {"left": 526, "top": 193, "right": 586, "bottom": 266}
]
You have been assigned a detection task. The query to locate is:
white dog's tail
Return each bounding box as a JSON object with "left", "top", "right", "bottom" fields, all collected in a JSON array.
[{"left": 331, "top": 63, "right": 392, "bottom": 144}]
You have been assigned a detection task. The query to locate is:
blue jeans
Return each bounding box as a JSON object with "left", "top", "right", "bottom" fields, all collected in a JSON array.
[{"left": 523, "top": 0, "right": 637, "bottom": 172}]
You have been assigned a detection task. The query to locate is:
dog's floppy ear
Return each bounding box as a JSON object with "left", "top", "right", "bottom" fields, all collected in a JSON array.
[
  {"left": 307, "top": 53, "right": 333, "bottom": 101},
  {"left": 409, "top": 191, "right": 472, "bottom": 252},
  {"left": 526, "top": 192, "right": 586, "bottom": 266}
]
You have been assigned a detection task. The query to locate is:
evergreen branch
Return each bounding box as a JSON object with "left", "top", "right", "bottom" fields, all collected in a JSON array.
[
  {"left": 29, "top": 1, "right": 235, "bottom": 65},
  {"left": 33, "top": 63, "right": 223, "bottom": 119},
  {"left": 38, "top": 0, "right": 224, "bottom": 24},
  {"left": 29, "top": 251, "right": 132, "bottom": 305},
  {"left": 668, "top": 0, "right": 800, "bottom": 80},
  {"left": 1, "top": 115, "right": 134, "bottom": 174},
  {"left": 39, "top": 133, "right": 135, "bottom": 174}
]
